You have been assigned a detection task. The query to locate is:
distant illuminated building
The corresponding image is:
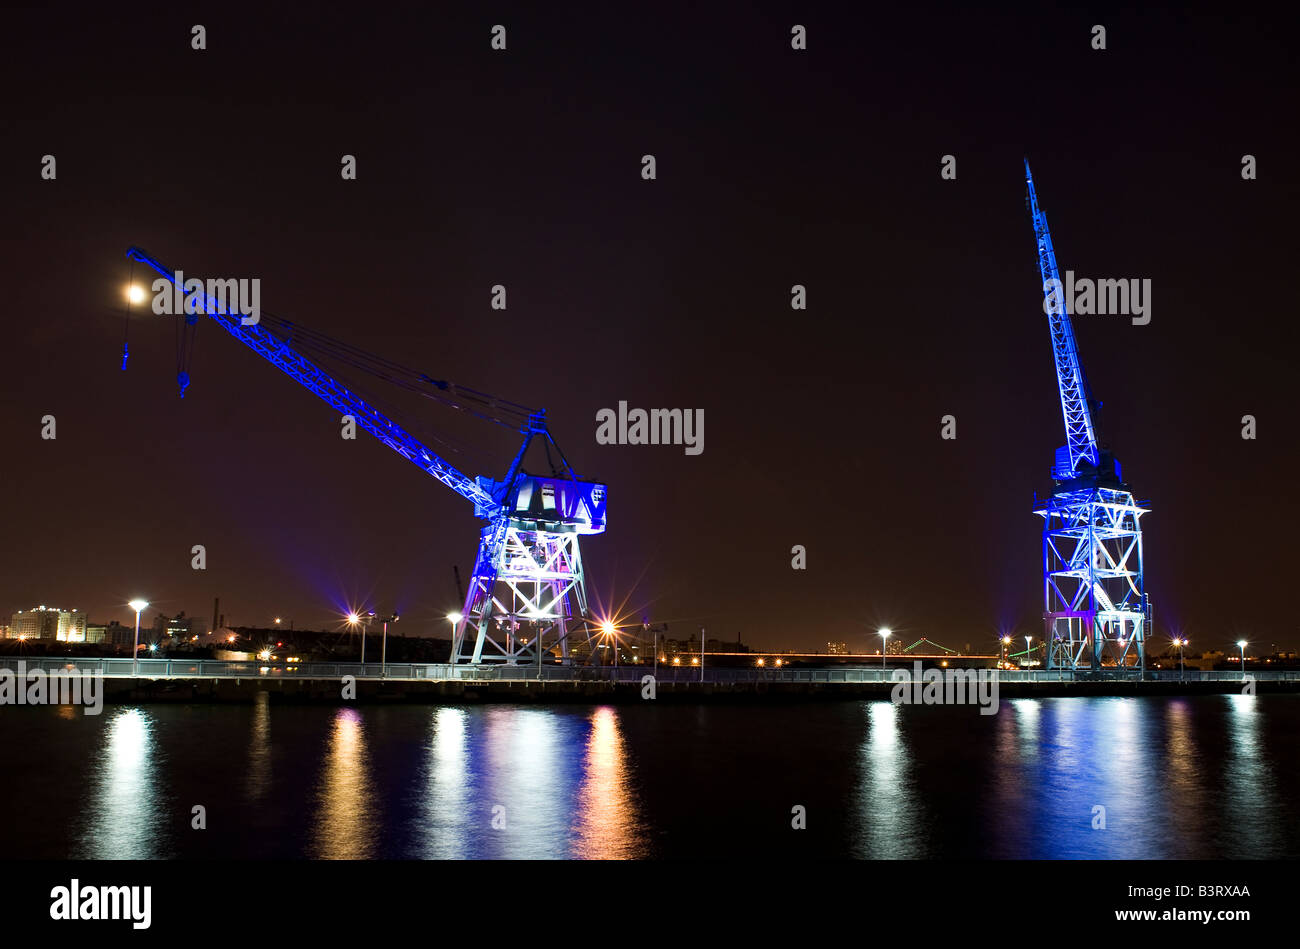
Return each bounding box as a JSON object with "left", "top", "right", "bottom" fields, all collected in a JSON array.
[
  {"left": 827, "top": 641, "right": 848, "bottom": 655},
  {"left": 6, "top": 606, "right": 88, "bottom": 641},
  {"left": 154, "top": 611, "right": 206, "bottom": 641}
]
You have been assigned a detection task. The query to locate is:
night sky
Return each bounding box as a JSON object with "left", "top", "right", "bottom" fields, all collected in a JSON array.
[{"left": 3, "top": 3, "right": 1296, "bottom": 653}]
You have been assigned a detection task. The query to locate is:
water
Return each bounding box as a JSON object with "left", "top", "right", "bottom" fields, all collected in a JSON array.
[{"left": 3, "top": 694, "right": 1295, "bottom": 859}]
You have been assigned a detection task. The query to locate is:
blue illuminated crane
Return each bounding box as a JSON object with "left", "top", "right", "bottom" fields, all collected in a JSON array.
[
  {"left": 125, "top": 247, "right": 608, "bottom": 665},
  {"left": 1024, "top": 165, "right": 1150, "bottom": 673}
]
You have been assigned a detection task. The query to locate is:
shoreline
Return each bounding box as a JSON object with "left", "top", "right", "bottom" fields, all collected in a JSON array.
[{"left": 75, "top": 675, "right": 1299, "bottom": 705}]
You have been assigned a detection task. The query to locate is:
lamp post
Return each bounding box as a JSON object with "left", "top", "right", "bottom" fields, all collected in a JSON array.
[
  {"left": 381, "top": 613, "right": 399, "bottom": 676},
  {"left": 600, "top": 622, "right": 618, "bottom": 675},
  {"left": 447, "top": 612, "right": 463, "bottom": 664},
  {"left": 1025, "top": 635, "right": 1032, "bottom": 673},
  {"left": 346, "top": 612, "right": 370, "bottom": 666},
  {"left": 699, "top": 627, "right": 706, "bottom": 683},
  {"left": 879, "top": 628, "right": 891, "bottom": 675},
  {"left": 1001, "top": 635, "right": 1011, "bottom": 668},
  {"left": 128, "top": 599, "right": 149, "bottom": 676},
  {"left": 1237, "top": 639, "right": 1247, "bottom": 675}
]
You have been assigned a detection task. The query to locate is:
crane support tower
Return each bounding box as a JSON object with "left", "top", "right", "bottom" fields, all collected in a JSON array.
[
  {"left": 125, "top": 247, "right": 607, "bottom": 666},
  {"left": 1024, "top": 164, "right": 1151, "bottom": 673}
]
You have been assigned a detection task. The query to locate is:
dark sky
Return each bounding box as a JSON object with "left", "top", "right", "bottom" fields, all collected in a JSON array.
[{"left": 3, "top": 3, "right": 1296, "bottom": 653}]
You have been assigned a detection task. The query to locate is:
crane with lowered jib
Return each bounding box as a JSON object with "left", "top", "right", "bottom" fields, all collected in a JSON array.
[{"left": 124, "top": 246, "right": 608, "bottom": 666}]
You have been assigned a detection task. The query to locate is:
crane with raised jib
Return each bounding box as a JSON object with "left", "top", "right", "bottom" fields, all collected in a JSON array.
[{"left": 1025, "top": 160, "right": 1104, "bottom": 480}]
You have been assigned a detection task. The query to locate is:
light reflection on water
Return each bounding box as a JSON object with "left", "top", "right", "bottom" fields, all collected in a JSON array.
[
  {"left": 311, "top": 707, "right": 379, "bottom": 859},
  {"left": 570, "top": 706, "right": 645, "bottom": 859},
  {"left": 78, "top": 707, "right": 166, "bottom": 859},
  {"left": 245, "top": 690, "right": 272, "bottom": 803},
  {"left": 415, "top": 706, "right": 471, "bottom": 859},
  {"left": 855, "top": 701, "right": 927, "bottom": 857},
  {"left": 23, "top": 694, "right": 1297, "bottom": 859},
  {"left": 409, "top": 704, "right": 645, "bottom": 859},
  {"left": 1222, "top": 694, "right": 1281, "bottom": 857}
]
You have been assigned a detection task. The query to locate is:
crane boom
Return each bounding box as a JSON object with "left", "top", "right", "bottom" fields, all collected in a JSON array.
[
  {"left": 1025, "top": 161, "right": 1100, "bottom": 476},
  {"left": 125, "top": 246, "right": 499, "bottom": 515}
]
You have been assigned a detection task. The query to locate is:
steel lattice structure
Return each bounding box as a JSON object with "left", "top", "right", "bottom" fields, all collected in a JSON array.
[
  {"left": 126, "top": 247, "right": 607, "bottom": 666},
  {"left": 1024, "top": 166, "right": 1151, "bottom": 672}
]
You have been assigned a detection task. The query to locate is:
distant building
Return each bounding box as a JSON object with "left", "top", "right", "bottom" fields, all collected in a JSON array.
[
  {"left": 84, "top": 621, "right": 136, "bottom": 649},
  {"left": 827, "top": 641, "right": 849, "bottom": 655},
  {"left": 154, "top": 611, "right": 206, "bottom": 642},
  {"left": 6, "top": 606, "right": 88, "bottom": 641}
]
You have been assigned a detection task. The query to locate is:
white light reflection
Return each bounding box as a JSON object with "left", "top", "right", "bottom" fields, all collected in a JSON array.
[
  {"left": 1223, "top": 693, "right": 1280, "bottom": 857},
  {"left": 854, "top": 701, "right": 926, "bottom": 858},
  {"left": 79, "top": 708, "right": 165, "bottom": 859},
  {"left": 478, "top": 707, "right": 571, "bottom": 859},
  {"left": 414, "top": 706, "right": 471, "bottom": 858}
]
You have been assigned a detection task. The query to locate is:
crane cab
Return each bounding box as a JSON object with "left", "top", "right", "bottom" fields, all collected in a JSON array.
[{"left": 476, "top": 474, "right": 607, "bottom": 534}]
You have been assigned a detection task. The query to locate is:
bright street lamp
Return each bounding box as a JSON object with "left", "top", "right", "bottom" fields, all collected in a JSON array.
[
  {"left": 128, "top": 599, "right": 149, "bottom": 674},
  {"left": 345, "top": 611, "right": 371, "bottom": 664},
  {"left": 879, "top": 628, "right": 891, "bottom": 672},
  {"left": 601, "top": 621, "right": 618, "bottom": 669},
  {"left": 1237, "top": 639, "right": 1247, "bottom": 674},
  {"left": 1025, "top": 635, "right": 1033, "bottom": 670}
]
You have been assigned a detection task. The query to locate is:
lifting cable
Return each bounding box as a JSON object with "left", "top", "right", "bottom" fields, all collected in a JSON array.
[
  {"left": 257, "top": 312, "right": 537, "bottom": 429},
  {"left": 120, "top": 259, "right": 135, "bottom": 370}
]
